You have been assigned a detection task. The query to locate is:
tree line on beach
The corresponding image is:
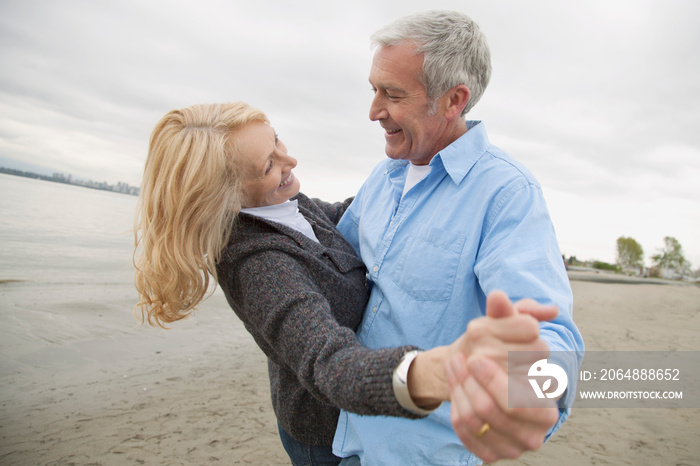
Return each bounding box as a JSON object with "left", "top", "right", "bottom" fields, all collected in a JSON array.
[{"left": 566, "top": 236, "right": 697, "bottom": 282}]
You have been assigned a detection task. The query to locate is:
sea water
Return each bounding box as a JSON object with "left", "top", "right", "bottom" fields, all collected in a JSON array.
[{"left": 0, "top": 173, "right": 137, "bottom": 285}]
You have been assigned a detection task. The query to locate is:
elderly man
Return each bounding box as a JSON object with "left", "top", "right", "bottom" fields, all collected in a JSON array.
[{"left": 333, "top": 10, "right": 584, "bottom": 465}]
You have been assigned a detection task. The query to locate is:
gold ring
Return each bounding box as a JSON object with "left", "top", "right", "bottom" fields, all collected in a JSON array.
[{"left": 476, "top": 422, "right": 491, "bottom": 438}]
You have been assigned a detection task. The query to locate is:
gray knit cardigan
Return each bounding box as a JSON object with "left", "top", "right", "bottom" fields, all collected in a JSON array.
[{"left": 217, "top": 193, "right": 421, "bottom": 445}]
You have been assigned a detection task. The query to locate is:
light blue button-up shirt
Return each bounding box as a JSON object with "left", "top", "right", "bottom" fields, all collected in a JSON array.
[{"left": 333, "top": 121, "right": 584, "bottom": 465}]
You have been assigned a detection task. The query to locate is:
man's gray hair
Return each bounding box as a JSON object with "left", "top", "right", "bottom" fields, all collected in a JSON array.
[{"left": 371, "top": 10, "right": 492, "bottom": 116}]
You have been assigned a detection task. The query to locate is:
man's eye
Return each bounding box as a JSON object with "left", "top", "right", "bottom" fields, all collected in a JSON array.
[{"left": 265, "top": 161, "right": 273, "bottom": 174}]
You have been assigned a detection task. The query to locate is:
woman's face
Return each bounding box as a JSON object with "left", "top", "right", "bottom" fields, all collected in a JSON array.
[{"left": 237, "top": 121, "right": 301, "bottom": 208}]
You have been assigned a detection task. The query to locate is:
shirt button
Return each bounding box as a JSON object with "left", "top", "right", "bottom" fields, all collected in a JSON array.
[
  {"left": 372, "top": 307, "right": 377, "bottom": 313},
  {"left": 373, "top": 266, "right": 379, "bottom": 272}
]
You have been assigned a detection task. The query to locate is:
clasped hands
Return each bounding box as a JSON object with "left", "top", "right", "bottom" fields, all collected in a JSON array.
[{"left": 446, "top": 291, "right": 560, "bottom": 463}]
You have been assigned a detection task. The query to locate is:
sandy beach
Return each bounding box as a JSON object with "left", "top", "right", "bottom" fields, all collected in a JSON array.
[{"left": 1, "top": 273, "right": 699, "bottom": 465}]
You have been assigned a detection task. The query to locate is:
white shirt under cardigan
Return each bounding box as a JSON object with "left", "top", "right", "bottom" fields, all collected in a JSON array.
[{"left": 241, "top": 200, "right": 320, "bottom": 243}]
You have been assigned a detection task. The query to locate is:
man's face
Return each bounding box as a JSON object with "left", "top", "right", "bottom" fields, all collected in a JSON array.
[{"left": 368, "top": 42, "right": 449, "bottom": 166}]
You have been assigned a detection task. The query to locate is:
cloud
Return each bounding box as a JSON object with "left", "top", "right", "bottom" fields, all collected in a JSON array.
[{"left": 0, "top": 0, "right": 698, "bottom": 266}]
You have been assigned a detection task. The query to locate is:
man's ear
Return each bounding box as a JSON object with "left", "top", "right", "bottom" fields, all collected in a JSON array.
[{"left": 443, "top": 84, "right": 470, "bottom": 120}]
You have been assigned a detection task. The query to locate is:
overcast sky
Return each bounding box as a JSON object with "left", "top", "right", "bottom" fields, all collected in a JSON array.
[{"left": 1, "top": 0, "right": 698, "bottom": 268}]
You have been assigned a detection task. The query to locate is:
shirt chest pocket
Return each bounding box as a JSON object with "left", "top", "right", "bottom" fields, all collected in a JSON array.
[{"left": 390, "top": 226, "right": 467, "bottom": 302}]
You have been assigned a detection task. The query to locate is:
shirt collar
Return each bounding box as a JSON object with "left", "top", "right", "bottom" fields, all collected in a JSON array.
[
  {"left": 383, "top": 121, "right": 488, "bottom": 186},
  {"left": 240, "top": 199, "right": 299, "bottom": 220},
  {"left": 431, "top": 120, "right": 488, "bottom": 185}
]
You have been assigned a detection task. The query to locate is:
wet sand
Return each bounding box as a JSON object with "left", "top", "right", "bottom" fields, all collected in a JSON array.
[{"left": 1, "top": 274, "right": 699, "bottom": 465}]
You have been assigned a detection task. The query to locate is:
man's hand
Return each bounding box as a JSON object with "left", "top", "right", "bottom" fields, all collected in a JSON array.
[
  {"left": 446, "top": 290, "right": 560, "bottom": 462},
  {"left": 447, "top": 290, "right": 555, "bottom": 374}
]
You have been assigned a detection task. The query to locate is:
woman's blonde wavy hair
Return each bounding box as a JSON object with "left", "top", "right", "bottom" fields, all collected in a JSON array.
[{"left": 134, "top": 102, "right": 268, "bottom": 327}]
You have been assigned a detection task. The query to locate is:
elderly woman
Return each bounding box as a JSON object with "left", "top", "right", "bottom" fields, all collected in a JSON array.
[{"left": 134, "top": 102, "right": 466, "bottom": 465}]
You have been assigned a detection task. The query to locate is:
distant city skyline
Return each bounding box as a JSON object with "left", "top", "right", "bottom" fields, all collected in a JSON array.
[{"left": 0, "top": 165, "right": 139, "bottom": 196}]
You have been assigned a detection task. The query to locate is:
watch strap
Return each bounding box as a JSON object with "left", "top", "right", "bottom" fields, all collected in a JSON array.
[{"left": 392, "top": 350, "right": 440, "bottom": 415}]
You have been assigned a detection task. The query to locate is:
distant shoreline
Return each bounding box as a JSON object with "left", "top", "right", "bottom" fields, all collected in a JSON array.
[
  {"left": 0, "top": 167, "right": 139, "bottom": 196},
  {"left": 568, "top": 269, "right": 697, "bottom": 287}
]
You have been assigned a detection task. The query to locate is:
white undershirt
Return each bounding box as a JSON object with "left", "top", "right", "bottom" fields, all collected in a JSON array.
[
  {"left": 241, "top": 200, "right": 319, "bottom": 243},
  {"left": 402, "top": 163, "right": 432, "bottom": 197}
]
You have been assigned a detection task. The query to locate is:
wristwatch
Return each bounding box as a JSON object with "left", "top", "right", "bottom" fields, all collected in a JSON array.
[{"left": 392, "top": 350, "right": 440, "bottom": 415}]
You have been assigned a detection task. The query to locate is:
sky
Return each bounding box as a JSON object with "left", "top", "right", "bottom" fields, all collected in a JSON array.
[{"left": 1, "top": 0, "right": 698, "bottom": 268}]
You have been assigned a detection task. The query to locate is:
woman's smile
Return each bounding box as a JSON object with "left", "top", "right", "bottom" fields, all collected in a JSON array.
[{"left": 279, "top": 172, "right": 294, "bottom": 187}]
